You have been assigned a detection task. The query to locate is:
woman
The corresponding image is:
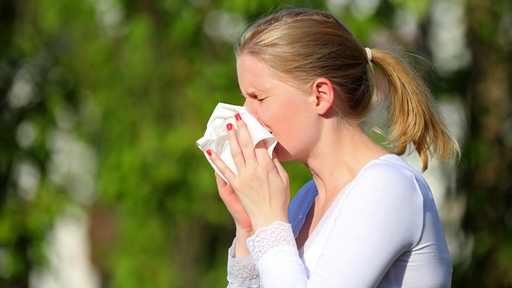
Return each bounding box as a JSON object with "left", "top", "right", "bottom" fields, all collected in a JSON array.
[{"left": 206, "top": 8, "right": 458, "bottom": 287}]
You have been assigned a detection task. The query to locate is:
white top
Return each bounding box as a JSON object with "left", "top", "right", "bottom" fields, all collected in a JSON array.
[{"left": 227, "top": 154, "right": 452, "bottom": 287}]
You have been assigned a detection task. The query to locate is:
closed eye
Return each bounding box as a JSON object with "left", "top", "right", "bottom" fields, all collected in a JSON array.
[{"left": 242, "top": 91, "right": 267, "bottom": 103}]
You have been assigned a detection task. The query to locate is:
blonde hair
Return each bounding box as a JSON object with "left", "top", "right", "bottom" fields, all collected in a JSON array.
[{"left": 235, "top": 8, "right": 459, "bottom": 170}]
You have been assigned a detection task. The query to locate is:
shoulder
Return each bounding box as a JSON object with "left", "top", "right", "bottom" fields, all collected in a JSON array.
[
  {"left": 331, "top": 155, "right": 427, "bottom": 249},
  {"left": 343, "top": 154, "right": 427, "bottom": 214},
  {"left": 362, "top": 154, "right": 418, "bottom": 178},
  {"left": 354, "top": 154, "right": 426, "bottom": 194}
]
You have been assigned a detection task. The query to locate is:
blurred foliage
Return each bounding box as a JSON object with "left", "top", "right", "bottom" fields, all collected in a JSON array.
[
  {"left": 0, "top": 0, "right": 511, "bottom": 287},
  {"left": 455, "top": 0, "right": 512, "bottom": 286}
]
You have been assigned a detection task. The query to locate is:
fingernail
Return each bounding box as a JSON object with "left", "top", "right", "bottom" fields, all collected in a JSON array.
[
  {"left": 206, "top": 149, "right": 212, "bottom": 156},
  {"left": 235, "top": 113, "right": 242, "bottom": 121},
  {"left": 226, "top": 123, "right": 233, "bottom": 131}
]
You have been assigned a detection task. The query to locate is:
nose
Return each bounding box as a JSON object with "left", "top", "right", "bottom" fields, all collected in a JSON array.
[
  {"left": 243, "top": 98, "right": 254, "bottom": 113},
  {"left": 243, "top": 99, "right": 259, "bottom": 118}
]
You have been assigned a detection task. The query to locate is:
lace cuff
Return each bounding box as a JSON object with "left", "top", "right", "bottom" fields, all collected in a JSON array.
[
  {"left": 246, "top": 221, "right": 297, "bottom": 262},
  {"left": 227, "top": 239, "right": 260, "bottom": 287}
]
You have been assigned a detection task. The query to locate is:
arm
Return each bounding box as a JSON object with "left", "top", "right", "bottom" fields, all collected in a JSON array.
[
  {"left": 214, "top": 173, "right": 261, "bottom": 287},
  {"left": 227, "top": 237, "right": 260, "bottom": 288}
]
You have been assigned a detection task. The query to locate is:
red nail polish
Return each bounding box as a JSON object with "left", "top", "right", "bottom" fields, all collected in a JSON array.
[
  {"left": 235, "top": 113, "right": 242, "bottom": 121},
  {"left": 226, "top": 123, "right": 233, "bottom": 131},
  {"left": 206, "top": 149, "right": 212, "bottom": 156}
]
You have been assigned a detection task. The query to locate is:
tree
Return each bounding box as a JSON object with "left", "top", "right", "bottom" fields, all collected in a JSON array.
[
  {"left": 454, "top": 0, "right": 512, "bottom": 286},
  {"left": 0, "top": 1, "right": 81, "bottom": 287}
]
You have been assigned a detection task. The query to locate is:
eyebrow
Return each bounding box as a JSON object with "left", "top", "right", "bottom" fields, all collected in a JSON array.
[{"left": 241, "top": 89, "right": 259, "bottom": 98}]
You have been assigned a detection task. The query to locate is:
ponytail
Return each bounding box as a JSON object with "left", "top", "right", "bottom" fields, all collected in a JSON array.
[{"left": 370, "top": 49, "right": 460, "bottom": 171}]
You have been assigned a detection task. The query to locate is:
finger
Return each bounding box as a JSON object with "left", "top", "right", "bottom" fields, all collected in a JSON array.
[
  {"left": 254, "top": 140, "right": 273, "bottom": 168},
  {"left": 225, "top": 122, "right": 247, "bottom": 172},
  {"left": 208, "top": 149, "right": 237, "bottom": 184},
  {"left": 214, "top": 172, "right": 229, "bottom": 191},
  {"left": 233, "top": 113, "right": 257, "bottom": 168},
  {"left": 272, "top": 152, "right": 289, "bottom": 185},
  {"left": 215, "top": 172, "right": 235, "bottom": 202}
]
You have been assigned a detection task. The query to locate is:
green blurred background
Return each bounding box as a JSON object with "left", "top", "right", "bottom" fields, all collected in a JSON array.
[{"left": 1, "top": 0, "right": 510, "bottom": 287}]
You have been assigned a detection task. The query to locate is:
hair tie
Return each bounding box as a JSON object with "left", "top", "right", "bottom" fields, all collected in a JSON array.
[{"left": 365, "top": 47, "right": 372, "bottom": 62}]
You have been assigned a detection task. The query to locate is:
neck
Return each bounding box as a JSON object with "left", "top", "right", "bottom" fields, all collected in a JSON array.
[{"left": 305, "top": 121, "right": 387, "bottom": 206}]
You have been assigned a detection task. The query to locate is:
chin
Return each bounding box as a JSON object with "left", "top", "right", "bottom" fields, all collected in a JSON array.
[{"left": 274, "top": 144, "right": 294, "bottom": 162}]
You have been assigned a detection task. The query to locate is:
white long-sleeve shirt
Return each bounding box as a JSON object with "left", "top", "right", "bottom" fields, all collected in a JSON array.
[{"left": 227, "top": 154, "right": 452, "bottom": 287}]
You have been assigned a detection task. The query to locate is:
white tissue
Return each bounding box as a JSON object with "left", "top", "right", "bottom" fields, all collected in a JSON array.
[{"left": 196, "top": 103, "right": 277, "bottom": 181}]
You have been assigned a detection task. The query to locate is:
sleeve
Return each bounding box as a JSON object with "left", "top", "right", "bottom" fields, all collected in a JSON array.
[
  {"left": 244, "top": 164, "right": 424, "bottom": 287},
  {"left": 246, "top": 222, "right": 308, "bottom": 288},
  {"left": 226, "top": 239, "right": 260, "bottom": 288}
]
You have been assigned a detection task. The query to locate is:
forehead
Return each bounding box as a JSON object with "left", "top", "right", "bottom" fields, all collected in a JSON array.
[
  {"left": 236, "top": 53, "right": 279, "bottom": 79},
  {"left": 236, "top": 54, "right": 279, "bottom": 92},
  {"left": 236, "top": 53, "right": 302, "bottom": 94}
]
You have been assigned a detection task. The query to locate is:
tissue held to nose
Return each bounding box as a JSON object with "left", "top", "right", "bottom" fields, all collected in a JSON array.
[{"left": 196, "top": 103, "right": 277, "bottom": 181}]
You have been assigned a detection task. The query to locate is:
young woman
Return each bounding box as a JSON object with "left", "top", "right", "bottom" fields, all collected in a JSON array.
[{"left": 207, "top": 8, "right": 458, "bottom": 287}]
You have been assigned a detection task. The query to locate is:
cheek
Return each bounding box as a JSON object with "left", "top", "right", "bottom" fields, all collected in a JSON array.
[
  {"left": 264, "top": 110, "right": 297, "bottom": 143},
  {"left": 270, "top": 107, "right": 317, "bottom": 158},
  {"left": 272, "top": 126, "right": 303, "bottom": 162},
  {"left": 261, "top": 100, "right": 303, "bottom": 134}
]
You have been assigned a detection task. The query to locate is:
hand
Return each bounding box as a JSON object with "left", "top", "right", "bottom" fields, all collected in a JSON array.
[
  {"left": 215, "top": 172, "right": 253, "bottom": 257},
  {"left": 215, "top": 172, "right": 252, "bottom": 232},
  {"left": 209, "top": 114, "right": 290, "bottom": 231}
]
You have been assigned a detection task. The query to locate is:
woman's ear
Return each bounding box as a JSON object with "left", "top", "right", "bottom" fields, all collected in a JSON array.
[{"left": 311, "top": 78, "right": 335, "bottom": 115}]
